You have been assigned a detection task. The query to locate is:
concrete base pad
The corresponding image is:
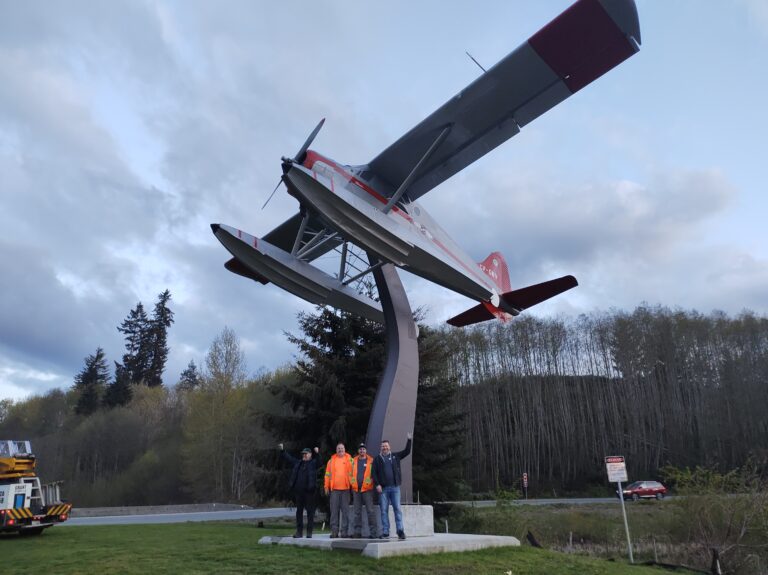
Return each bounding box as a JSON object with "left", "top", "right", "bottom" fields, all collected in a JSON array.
[
  {"left": 259, "top": 533, "right": 520, "bottom": 558},
  {"left": 349, "top": 503, "right": 434, "bottom": 537}
]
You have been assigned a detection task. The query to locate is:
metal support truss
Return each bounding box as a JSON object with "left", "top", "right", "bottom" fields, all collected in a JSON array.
[
  {"left": 299, "top": 232, "right": 338, "bottom": 261},
  {"left": 296, "top": 226, "right": 334, "bottom": 259},
  {"left": 342, "top": 260, "right": 384, "bottom": 286},
  {"left": 291, "top": 212, "right": 311, "bottom": 256},
  {"left": 337, "top": 241, "right": 348, "bottom": 281}
]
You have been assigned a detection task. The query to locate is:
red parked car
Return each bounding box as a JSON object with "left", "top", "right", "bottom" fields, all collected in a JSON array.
[{"left": 619, "top": 481, "right": 667, "bottom": 501}]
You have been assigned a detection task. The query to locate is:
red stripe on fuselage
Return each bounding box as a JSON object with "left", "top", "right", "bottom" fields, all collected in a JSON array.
[
  {"left": 302, "top": 150, "right": 495, "bottom": 295},
  {"left": 303, "top": 151, "right": 413, "bottom": 223}
]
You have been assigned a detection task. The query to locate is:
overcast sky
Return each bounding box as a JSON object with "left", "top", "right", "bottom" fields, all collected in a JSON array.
[{"left": 2, "top": 0, "right": 767, "bottom": 401}]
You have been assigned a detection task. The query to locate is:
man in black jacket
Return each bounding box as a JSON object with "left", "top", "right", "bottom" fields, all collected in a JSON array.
[
  {"left": 372, "top": 432, "right": 412, "bottom": 540},
  {"left": 279, "top": 443, "right": 321, "bottom": 538}
]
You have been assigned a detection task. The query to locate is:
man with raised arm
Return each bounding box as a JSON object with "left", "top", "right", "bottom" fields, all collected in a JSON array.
[
  {"left": 279, "top": 443, "right": 321, "bottom": 538},
  {"left": 372, "top": 432, "right": 412, "bottom": 540}
]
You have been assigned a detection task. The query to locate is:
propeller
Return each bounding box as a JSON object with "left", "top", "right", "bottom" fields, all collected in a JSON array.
[
  {"left": 262, "top": 118, "right": 326, "bottom": 210},
  {"left": 261, "top": 177, "right": 283, "bottom": 210},
  {"left": 291, "top": 117, "right": 325, "bottom": 166}
]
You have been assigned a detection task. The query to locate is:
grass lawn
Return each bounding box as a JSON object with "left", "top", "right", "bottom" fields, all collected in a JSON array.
[
  {"left": 0, "top": 522, "right": 670, "bottom": 574},
  {"left": 446, "top": 500, "right": 680, "bottom": 549}
]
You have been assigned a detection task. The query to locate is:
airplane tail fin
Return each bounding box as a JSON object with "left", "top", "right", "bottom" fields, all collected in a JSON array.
[
  {"left": 478, "top": 252, "right": 511, "bottom": 293},
  {"left": 447, "top": 275, "right": 578, "bottom": 327}
]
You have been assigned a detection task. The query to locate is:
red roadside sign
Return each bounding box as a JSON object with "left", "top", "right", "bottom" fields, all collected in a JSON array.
[{"left": 605, "top": 455, "right": 628, "bottom": 483}]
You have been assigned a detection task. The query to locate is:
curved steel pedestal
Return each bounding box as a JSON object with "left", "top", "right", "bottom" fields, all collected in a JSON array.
[{"left": 365, "top": 263, "right": 419, "bottom": 503}]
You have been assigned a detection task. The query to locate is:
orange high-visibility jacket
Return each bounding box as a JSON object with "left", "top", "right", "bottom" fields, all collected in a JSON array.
[
  {"left": 324, "top": 453, "right": 354, "bottom": 491},
  {"left": 351, "top": 454, "right": 374, "bottom": 493}
]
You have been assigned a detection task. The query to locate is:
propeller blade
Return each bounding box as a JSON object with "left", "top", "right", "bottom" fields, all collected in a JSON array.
[
  {"left": 293, "top": 117, "right": 325, "bottom": 164},
  {"left": 264, "top": 118, "right": 325, "bottom": 210},
  {"left": 261, "top": 177, "right": 283, "bottom": 210}
]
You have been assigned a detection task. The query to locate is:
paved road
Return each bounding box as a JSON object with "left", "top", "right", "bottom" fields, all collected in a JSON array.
[
  {"left": 452, "top": 497, "right": 673, "bottom": 506},
  {"left": 63, "top": 507, "right": 294, "bottom": 526},
  {"left": 64, "top": 497, "right": 670, "bottom": 526},
  {"left": 453, "top": 497, "right": 617, "bottom": 507}
]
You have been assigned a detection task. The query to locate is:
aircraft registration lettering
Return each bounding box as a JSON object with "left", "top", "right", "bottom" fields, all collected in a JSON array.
[{"left": 480, "top": 264, "right": 498, "bottom": 281}]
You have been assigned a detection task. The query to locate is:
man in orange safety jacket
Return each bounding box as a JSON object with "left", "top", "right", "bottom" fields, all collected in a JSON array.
[
  {"left": 324, "top": 442, "right": 353, "bottom": 538},
  {"left": 350, "top": 443, "right": 378, "bottom": 538}
]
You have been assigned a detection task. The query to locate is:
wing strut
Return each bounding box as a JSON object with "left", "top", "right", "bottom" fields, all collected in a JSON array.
[{"left": 382, "top": 125, "right": 452, "bottom": 214}]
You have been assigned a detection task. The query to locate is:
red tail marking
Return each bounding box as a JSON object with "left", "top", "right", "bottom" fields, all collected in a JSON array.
[
  {"left": 482, "top": 301, "right": 512, "bottom": 322},
  {"left": 477, "top": 252, "right": 511, "bottom": 293}
]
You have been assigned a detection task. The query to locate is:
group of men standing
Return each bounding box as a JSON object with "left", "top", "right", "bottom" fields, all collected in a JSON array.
[{"left": 279, "top": 432, "right": 412, "bottom": 540}]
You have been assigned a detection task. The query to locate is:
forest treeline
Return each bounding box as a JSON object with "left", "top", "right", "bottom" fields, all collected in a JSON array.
[
  {"left": 444, "top": 306, "right": 768, "bottom": 492},
  {"left": 0, "top": 304, "right": 765, "bottom": 506}
]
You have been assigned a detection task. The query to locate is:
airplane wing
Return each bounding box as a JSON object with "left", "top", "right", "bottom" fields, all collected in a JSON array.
[{"left": 367, "top": 0, "right": 641, "bottom": 201}]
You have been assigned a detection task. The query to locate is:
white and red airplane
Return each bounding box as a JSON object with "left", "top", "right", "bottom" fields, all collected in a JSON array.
[{"left": 212, "top": 0, "right": 641, "bottom": 326}]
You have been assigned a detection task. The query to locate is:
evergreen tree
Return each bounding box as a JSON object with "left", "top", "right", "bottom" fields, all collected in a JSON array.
[
  {"left": 103, "top": 362, "right": 133, "bottom": 408},
  {"left": 269, "top": 307, "right": 465, "bottom": 503},
  {"left": 177, "top": 360, "right": 200, "bottom": 392},
  {"left": 271, "top": 307, "right": 385, "bottom": 453},
  {"left": 117, "top": 302, "right": 151, "bottom": 384},
  {"left": 146, "top": 289, "right": 174, "bottom": 387},
  {"left": 73, "top": 347, "right": 110, "bottom": 415}
]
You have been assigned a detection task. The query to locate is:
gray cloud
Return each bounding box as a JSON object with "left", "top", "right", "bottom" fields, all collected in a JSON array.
[
  {"left": 0, "top": 1, "right": 765, "bottom": 401},
  {"left": 427, "top": 166, "right": 735, "bottom": 270}
]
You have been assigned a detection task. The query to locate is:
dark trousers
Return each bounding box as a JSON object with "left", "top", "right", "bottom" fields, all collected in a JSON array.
[
  {"left": 352, "top": 489, "right": 378, "bottom": 537},
  {"left": 294, "top": 489, "right": 316, "bottom": 535},
  {"left": 329, "top": 489, "right": 351, "bottom": 536}
]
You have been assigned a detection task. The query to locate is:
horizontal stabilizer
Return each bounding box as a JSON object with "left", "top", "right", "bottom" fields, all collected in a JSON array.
[
  {"left": 447, "top": 275, "right": 578, "bottom": 327},
  {"left": 446, "top": 302, "right": 499, "bottom": 327},
  {"left": 500, "top": 275, "right": 578, "bottom": 311}
]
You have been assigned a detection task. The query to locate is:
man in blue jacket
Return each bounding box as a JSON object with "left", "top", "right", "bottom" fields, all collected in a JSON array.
[
  {"left": 372, "top": 432, "right": 412, "bottom": 540},
  {"left": 279, "top": 443, "right": 321, "bottom": 538}
]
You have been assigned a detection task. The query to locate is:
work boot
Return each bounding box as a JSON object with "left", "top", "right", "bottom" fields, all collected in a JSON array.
[{"left": 397, "top": 530, "right": 406, "bottom": 540}]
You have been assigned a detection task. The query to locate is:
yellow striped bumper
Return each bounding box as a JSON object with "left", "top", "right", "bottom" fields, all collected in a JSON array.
[
  {"left": 7, "top": 508, "right": 33, "bottom": 520},
  {"left": 45, "top": 503, "right": 72, "bottom": 517}
]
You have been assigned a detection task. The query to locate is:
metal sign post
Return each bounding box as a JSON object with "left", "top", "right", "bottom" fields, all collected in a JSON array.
[
  {"left": 605, "top": 456, "right": 633, "bottom": 564},
  {"left": 522, "top": 472, "right": 528, "bottom": 500}
]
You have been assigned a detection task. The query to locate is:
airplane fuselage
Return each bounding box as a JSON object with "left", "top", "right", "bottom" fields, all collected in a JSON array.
[{"left": 286, "top": 151, "right": 504, "bottom": 307}]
